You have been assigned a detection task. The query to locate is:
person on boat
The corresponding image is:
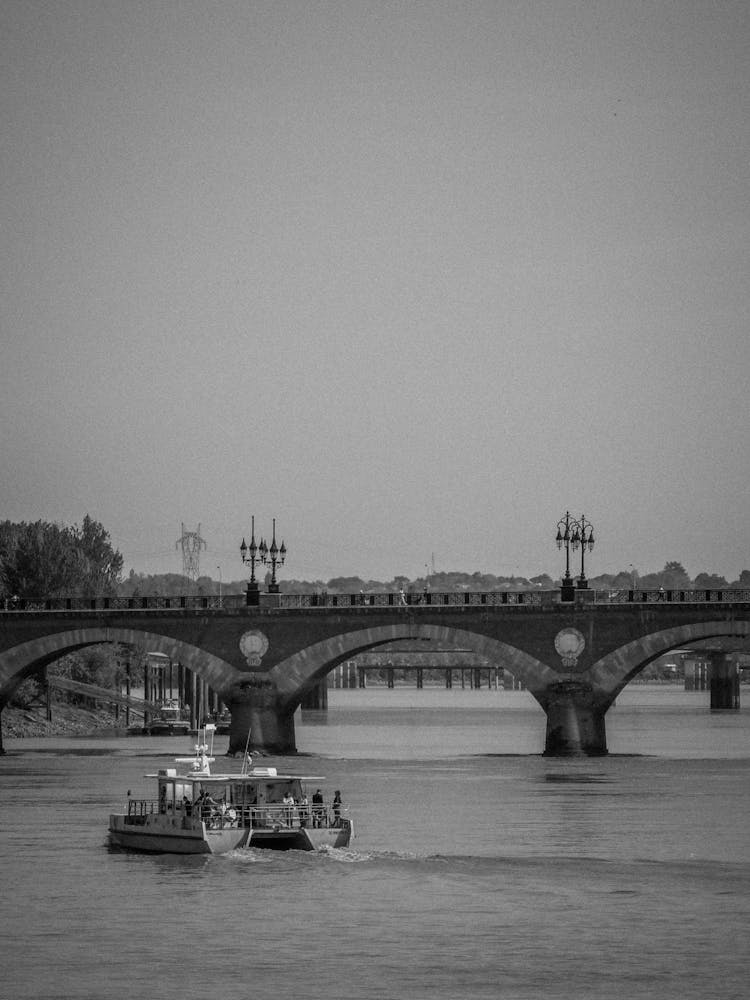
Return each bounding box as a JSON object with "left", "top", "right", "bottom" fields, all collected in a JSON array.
[
  {"left": 298, "top": 793, "right": 309, "bottom": 827},
  {"left": 282, "top": 791, "right": 296, "bottom": 827},
  {"left": 182, "top": 795, "right": 192, "bottom": 816},
  {"left": 332, "top": 790, "right": 342, "bottom": 827},
  {"left": 312, "top": 788, "right": 324, "bottom": 827},
  {"left": 198, "top": 790, "right": 218, "bottom": 822}
]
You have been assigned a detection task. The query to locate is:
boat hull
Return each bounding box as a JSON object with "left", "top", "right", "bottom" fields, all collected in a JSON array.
[
  {"left": 108, "top": 815, "right": 352, "bottom": 855},
  {"left": 249, "top": 821, "right": 352, "bottom": 851},
  {"left": 142, "top": 722, "right": 191, "bottom": 736},
  {"left": 108, "top": 815, "right": 250, "bottom": 854}
]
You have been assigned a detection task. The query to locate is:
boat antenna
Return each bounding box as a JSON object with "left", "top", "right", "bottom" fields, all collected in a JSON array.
[
  {"left": 204, "top": 722, "right": 216, "bottom": 758},
  {"left": 241, "top": 728, "right": 253, "bottom": 775}
]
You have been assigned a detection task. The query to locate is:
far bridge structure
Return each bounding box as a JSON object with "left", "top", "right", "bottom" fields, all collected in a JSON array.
[{"left": 1, "top": 588, "right": 748, "bottom": 756}]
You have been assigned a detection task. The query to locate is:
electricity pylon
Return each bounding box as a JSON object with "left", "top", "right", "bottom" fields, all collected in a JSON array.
[{"left": 176, "top": 523, "right": 206, "bottom": 582}]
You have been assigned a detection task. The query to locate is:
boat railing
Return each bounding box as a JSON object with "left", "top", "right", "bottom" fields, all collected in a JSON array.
[
  {"left": 206, "top": 800, "right": 346, "bottom": 831},
  {"left": 125, "top": 798, "right": 158, "bottom": 823},
  {"left": 122, "top": 796, "right": 348, "bottom": 831}
]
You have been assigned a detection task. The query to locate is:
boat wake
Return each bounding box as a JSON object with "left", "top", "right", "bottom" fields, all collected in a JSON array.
[{"left": 224, "top": 844, "right": 445, "bottom": 866}]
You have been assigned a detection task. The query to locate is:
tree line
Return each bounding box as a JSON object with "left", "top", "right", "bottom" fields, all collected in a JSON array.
[
  {"left": 120, "top": 561, "right": 750, "bottom": 599},
  {"left": 2, "top": 517, "right": 748, "bottom": 601}
]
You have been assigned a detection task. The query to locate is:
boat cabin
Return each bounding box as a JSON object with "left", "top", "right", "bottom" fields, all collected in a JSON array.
[{"left": 147, "top": 767, "right": 326, "bottom": 830}]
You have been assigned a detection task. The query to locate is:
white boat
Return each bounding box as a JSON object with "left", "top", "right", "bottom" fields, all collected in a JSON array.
[
  {"left": 108, "top": 736, "right": 352, "bottom": 855},
  {"left": 143, "top": 699, "right": 191, "bottom": 736}
]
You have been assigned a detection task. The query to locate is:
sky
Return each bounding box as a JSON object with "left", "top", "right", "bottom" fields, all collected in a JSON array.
[{"left": 1, "top": 1, "right": 748, "bottom": 585}]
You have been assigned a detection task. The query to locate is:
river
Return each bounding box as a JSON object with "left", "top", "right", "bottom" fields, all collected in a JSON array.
[{"left": 1, "top": 686, "right": 748, "bottom": 1000}]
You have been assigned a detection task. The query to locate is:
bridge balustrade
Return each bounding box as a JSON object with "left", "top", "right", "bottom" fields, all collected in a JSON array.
[
  {"left": 2, "top": 589, "right": 750, "bottom": 613},
  {"left": 285, "top": 590, "right": 541, "bottom": 609},
  {"left": 593, "top": 589, "right": 750, "bottom": 604}
]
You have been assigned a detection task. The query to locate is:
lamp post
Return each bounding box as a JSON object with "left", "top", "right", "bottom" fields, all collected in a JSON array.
[
  {"left": 240, "top": 517, "right": 286, "bottom": 603},
  {"left": 261, "top": 518, "right": 286, "bottom": 594},
  {"left": 556, "top": 511, "right": 575, "bottom": 600},
  {"left": 570, "top": 514, "right": 595, "bottom": 589},
  {"left": 240, "top": 516, "right": 260, "bottom": 606},
  {"left": 216, "top": 565, "right": 222, "bottom": 607},
  {"left": 556, "top": 512, "right": 595, "bottom": 599}
]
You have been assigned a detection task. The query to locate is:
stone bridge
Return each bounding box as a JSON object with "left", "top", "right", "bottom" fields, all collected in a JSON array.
[{"left": 1, "top": 590, "right": 748, "bottom": 755}]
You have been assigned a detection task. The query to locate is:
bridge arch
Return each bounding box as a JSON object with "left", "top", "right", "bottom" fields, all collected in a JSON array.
[
  {"left": 0, "top": 627, "right": 242, "bottom": 705},
  {"left": 590, "top": 618, "right": 750, "bottom": 707},
  {"left": 225, "top": 623, "right": 556, "bottom": 755},
  {"left": 269, "top": 623, "right": 558, "bottom": 708}
]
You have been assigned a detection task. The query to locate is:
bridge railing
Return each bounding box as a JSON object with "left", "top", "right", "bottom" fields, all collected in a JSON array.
[
  {"left": 278, "top": 590, "right": 548, "bottom": 609},
  {"left": 0, "top": 594, "right": 248, "bottom": 612},
  {"left": 0, "top": 591, "right": 550, "bottom": 611},
  {"left": 593, "top": 589, "right": 750, "bottom": 604},
  {"left": 2, "top": 589, "right": 750, "bottom": 612}
]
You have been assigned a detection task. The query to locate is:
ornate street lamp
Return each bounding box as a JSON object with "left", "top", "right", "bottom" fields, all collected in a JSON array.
[
  {"left": 240, "top": 516, "right": 260, "bottom": 605},
  {"left": 261, "top": 518, "right": 286, "bottom": 594},
  {"left": 556, "top": 512, "right": 595, "bottom": 599},
  {"left": 556, "top": 511, "right": 575, "bottom": 594},
  {"left": 571, "top": 514, "right": 595, "bottom": 589},
  {"left": 240, "top": 517, "right": 287, "bottom": 603}
]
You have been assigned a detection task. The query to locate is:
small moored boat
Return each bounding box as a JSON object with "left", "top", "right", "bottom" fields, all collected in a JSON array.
[
  {"left": 108, "top": 736, "right": 352, "bottom": 855},
  {"left": 143, "top": 699, "right": 190, "bottom": 737}
]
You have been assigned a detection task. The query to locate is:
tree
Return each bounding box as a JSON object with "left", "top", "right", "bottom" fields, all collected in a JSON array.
[
  {"left": 640, "top": 561, "right": 692, "bottom": 591},
  {"left": 1, "top": 521, "right": 80, "bottom": 596},
  {"left": 693, "top": 572, "right": 728, "bottom": 589},
  {"left": 74, "top": 515, "right": 123, "bottom": 594},
  {"left": 660, "top": 561, "right": 692, "bottom": 590},
  {"left": 0, "top": 516, "right": 122, "bottom": 598},
  {"left": 326, "top": 576, "right": 368, "bottom": 593}
]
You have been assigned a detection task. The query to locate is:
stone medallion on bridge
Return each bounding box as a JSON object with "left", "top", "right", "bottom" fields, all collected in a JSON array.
[
  {"left": 239, "top": 629, "right": 269, "bottom": 666},
  {"left": 554, "top": 627, "right": 585, "bottom": 670}
]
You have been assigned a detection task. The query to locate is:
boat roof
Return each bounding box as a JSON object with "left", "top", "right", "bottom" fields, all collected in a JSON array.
[{"left": 147, "top": 765, "right": 327, "bottom": 783}]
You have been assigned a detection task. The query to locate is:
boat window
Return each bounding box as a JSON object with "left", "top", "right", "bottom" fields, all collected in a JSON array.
[
  {"left": 264, "top": 781, "right": 297, "bottom": 803},
  {"left": 230, "top": 782, "right": 258, "bottom": 806},
  {"left": 174, "top": 782, "right": 192, "bottom": 803},
  {"left": 158, "top": 780, "right": 175, "bottom": 811}
]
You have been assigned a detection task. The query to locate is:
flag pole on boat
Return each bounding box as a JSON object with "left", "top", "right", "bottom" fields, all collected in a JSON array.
[{"left": 241, "top": 728, "right": 252, "bottom": 775}]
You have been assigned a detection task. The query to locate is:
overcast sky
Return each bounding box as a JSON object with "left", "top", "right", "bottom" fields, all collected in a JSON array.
[{"left": 2, "top": 1, "right": 748, "bottom": 584}]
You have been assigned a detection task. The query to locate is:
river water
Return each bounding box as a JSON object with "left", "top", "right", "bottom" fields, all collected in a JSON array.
[{"left": 1, "top": 686, "right": 749, "bottom": 1000}]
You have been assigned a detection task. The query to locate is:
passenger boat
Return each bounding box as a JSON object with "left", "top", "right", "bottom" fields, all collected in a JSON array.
[
  {"left": 143, "top": 699, "right": 191, "bottom": 737},
  {"left": 108, "top": 733, "right": 352, "bottom": 855}
]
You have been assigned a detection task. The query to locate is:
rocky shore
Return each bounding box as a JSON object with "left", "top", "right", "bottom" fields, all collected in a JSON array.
[{"left": 1, "top": 703, "right": 125, "bottom": 739}]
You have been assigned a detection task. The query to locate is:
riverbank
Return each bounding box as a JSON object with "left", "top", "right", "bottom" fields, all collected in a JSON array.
[{"left": 1, "top": 703, "right": 124, "bottom": 738}]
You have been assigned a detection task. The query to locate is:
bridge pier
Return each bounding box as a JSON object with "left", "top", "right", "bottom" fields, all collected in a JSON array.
[
  {"left": 227, "top": 698, "right": 296, "bottom": 755},
  {"left": 708, "top": 653, "right": 740, "bottom": 710},
  {"left": 301, "top": 678, "right": 328, "bottom": 710},
  {"left": 543, "top": 682, "right": 607, "bottom": 757}
]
